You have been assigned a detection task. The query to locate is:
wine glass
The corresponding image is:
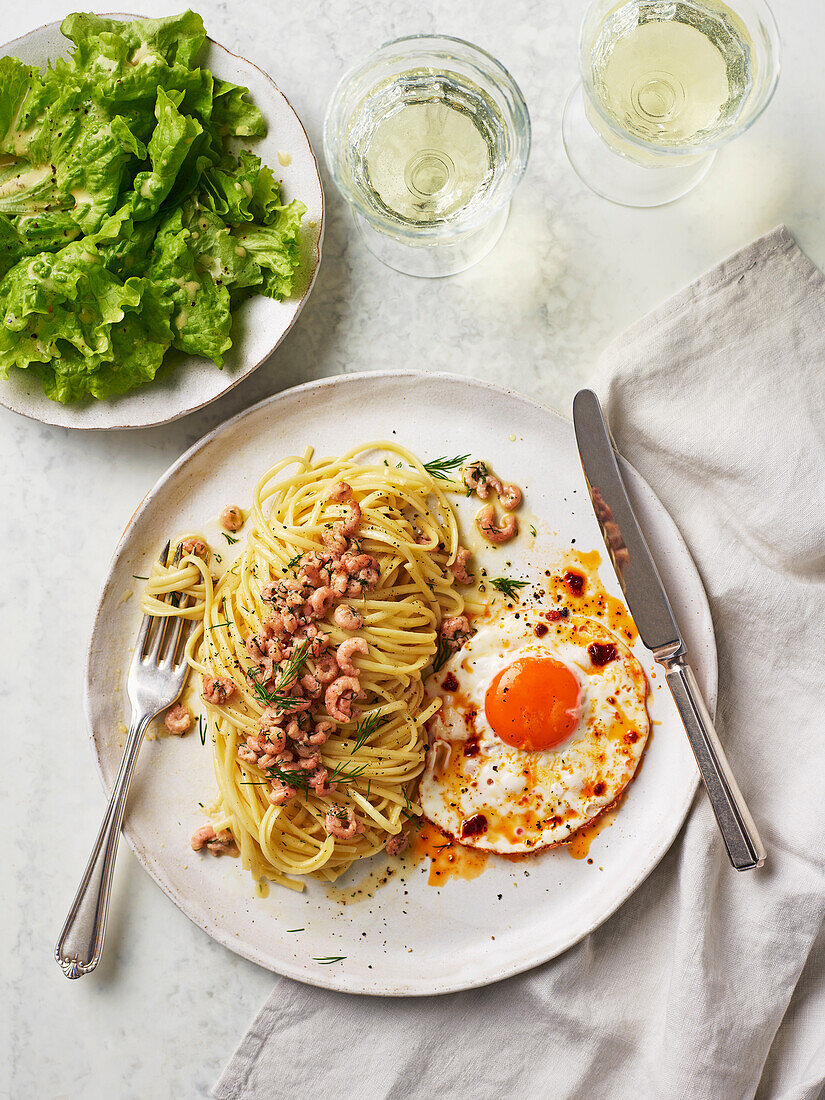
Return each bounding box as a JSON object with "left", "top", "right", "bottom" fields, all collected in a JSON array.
[
  {"left": 324, "top": 35, "right": 531, "bottom": 277},
  {"left": 562, "top": 0, "right": 781, "bottom": 207}
]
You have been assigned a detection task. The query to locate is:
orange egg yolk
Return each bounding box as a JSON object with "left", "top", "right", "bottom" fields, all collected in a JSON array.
[{"left": 484, "top": 657, "right": 582, "bottom": 751}]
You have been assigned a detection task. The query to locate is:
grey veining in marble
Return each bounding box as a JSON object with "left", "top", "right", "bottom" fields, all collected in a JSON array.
[{"left": 2, "top": 0, "right": 824, "bottom": 1096}]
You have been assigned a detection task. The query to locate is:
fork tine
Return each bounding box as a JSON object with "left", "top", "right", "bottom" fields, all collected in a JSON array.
[
  {"left": 162, "top": 609, "right": 191, "bottom": 669},
  {"left": 135, "top": 613, "right": 153, "bottom": 657},
  {"left": 169, "top": 543, "right": 184, "bottom": 610},
  {"left": 144, "top": 539, "right": 179, "bottom": 661},
  {"left": 136, "top": 540, "right": 172, "bottom": 659}
]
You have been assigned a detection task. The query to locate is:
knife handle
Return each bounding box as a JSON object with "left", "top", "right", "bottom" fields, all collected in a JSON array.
[{"left": 665, "top": 661, "right": 766, "bottom": 871}]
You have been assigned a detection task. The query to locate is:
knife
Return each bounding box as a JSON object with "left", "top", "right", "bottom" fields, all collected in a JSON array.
[{"left": 572, "top": 388, "right": 766, "bottom": 871}]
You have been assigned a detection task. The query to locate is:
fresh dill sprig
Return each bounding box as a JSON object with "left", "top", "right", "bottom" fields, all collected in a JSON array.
[
  {"left": 197, "top": 715, "right": 207, "bottom": 746},
  {"left": 351, "top": 708, "right": 384, "bottom": 751},
  {"left": 207, "top": 621, "right": 232, "bottom": 631},
  {"left": 247, "top": 640, "right": 312, "bottom": 711},
  {"left": 530, "top": 524, "right": 537, "bottom": 537},
  {"left": 132, "top": 574, "right": 149, "bottom": 580},
  {"left": 327, "top": 759, "right": 371, "bottom": 786},
  {"left": 423, "top": 454, "right": 470, "bottom": 481},
  {"left": 313, "top": 956, "right": 347, "bottom": 964},
  {"left": 265, "top": 763, "right": 311, "bottom": 793},
  {"left": 286, "top": 927, "right": 305, "bottom": 933},
  {"left": 221, "top": 532, "right": 239, "bottom": 545},
  {"left": 490, "top": 576, "right": 528, "bottom": 601},
  {"left": 285, "top": 552, "right": 303, "bottom": 569},
  {"left": 430, "top": 635, "right": 453, "bottom": 675}
]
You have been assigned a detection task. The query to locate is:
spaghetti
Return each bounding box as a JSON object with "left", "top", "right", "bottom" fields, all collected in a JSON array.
[{"left": 142, "top": 442, "right": 477, "bottom": 892}]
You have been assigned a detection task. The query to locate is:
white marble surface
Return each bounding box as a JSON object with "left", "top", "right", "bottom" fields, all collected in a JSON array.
[{"left": 2, "top": 0, "right": 824, "bottom": 1096}]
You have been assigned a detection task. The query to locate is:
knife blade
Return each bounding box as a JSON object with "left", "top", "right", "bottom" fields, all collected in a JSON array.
[{"left": 572, "top": 388, "right": 766, "bottom": 871}]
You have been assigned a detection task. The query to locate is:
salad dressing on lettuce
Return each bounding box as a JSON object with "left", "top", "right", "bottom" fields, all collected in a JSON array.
[{"left": 0, "top": 11, "right": 305, "bottom": 403}]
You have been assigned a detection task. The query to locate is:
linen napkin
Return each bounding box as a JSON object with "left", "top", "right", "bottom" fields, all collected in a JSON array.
[{"left": 214, "top": 226, "right": 825, "bottom": 1100}]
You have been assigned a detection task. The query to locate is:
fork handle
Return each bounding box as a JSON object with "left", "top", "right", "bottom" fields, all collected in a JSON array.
[{"left": 55, "top": 711, "right": 151, "bottom": 978}]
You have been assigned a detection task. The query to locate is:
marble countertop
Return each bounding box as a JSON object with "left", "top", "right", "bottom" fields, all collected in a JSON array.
[{"left": 3, "top": 0, "right": 824, "bottom": 1095}]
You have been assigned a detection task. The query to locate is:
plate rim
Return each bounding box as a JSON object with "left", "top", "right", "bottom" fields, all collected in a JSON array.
[
  {"left": 83, "top": 370, "right": 714, "bottom": 995},
  {"left": 0, "top": 15, "right": 325, "bottom": 431}
]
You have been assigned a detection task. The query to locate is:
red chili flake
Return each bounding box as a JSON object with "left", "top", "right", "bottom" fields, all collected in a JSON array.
[
  {"left": 442, "top": 671, "right": 459, "bottom": 693},
  {"left": 588, "top": 642, "right": 618, "bottom": 666},
  {"left": 625, "top": 730, "right": 639, "bottom": 744},
  {"left": 463, "top": 735, "right": 480, "bottom": 758},
  {"left": 593, "top": 781, "right": 607, "bottom": 796},
  {"left": 460, "top": 814, "right": 488, "bottom": 838},
  {"left": 545, "top": 609, "right": 562, "bottom": 622},
  {"left": 564, "top": 570, "right": 586, "bottom": 596},
  {"left": 534, "top": 622, "right": 549, "bottom": 638}
]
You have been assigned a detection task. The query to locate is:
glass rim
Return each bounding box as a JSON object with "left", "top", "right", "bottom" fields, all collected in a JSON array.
[
  {"left": 577, "top": 0, "right": 782, "bottom": 158},
  {"left": 323, "top": 32, "right": 531, "bottom": 241}
]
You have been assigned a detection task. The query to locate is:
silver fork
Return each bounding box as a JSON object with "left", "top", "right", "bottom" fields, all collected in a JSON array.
[{"left": 55, "top": 541, "right": 192, "bottom": 979}]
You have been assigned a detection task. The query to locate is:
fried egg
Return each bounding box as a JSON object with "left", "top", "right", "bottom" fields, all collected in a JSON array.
[{"left": 419, "top": 610, "right": 650, "bottom": 854}]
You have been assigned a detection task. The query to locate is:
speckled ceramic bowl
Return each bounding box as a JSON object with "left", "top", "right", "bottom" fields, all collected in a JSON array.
[{"left": 0, "top": 17, "right": 324, "bottom": 430}]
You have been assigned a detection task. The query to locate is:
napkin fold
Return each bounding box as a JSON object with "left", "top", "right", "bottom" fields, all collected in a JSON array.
[{"left": 214, "top": 226, "right": 825, "bottom": 1100}]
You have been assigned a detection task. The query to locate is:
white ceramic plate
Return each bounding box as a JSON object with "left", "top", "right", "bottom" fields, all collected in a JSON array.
[
  {"left": 85, "top": 372, "right": 716, "bottom": 995},
  {"left": 0, "top": 17, "right": 323, "bottom": 430}
]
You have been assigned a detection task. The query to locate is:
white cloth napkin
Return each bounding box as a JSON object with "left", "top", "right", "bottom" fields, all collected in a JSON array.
[{"left": 214, "top": 226, "right": 825, "bottom": 1100}]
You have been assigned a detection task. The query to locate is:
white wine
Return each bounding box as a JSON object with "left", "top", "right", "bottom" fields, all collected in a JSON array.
[
  {"left": 348, "top": 69, "right": 505, "bottom": 226},
  {"left": 589, "top": 0, "right": 754, "bottom": 150}
]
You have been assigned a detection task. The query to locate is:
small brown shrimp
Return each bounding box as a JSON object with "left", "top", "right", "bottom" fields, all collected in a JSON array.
[
  {"left": 324, "top": 675, "right": 361, "bottom": 722},
  {"left": 475, "top": 504, "right": 518, "bottom": 544},
  {"left": 164, "top": 703, "right": 191, "bottom": 735},
  {"left": 441, "top": 615, "right": 472, "bottom": 644},
  {"left": 324, "top": 805, "right": 364, "bottom": 840},
  {"left": 385, "top": 831, "right": 409, "bottom": 856},
  {"left": 322, "top": 526, "right": 348, "bottom": 556},
  {"left": 336, "top": 636, "right": 368, "bottom": 675},
  {"left": 181, "top": 537, "right": 209, "bottom": 559},
  {"left": 202, "top": 676, "right": 235, "bottom": 705},
  {"left": 237, "top": 744, "right": 258, "bottom": 765},
  {"left": 191, "top": 824, "right": 216, "bottom": 851},
  {"left": 264, "top": 637, "right": 286, "bottom": 662},
  {"left": 207, "top": 830, "right": 238, "bottom": 856},
  {"left": 268, "top": 779, "right": 297, "bottom": 806},
  {"left": 299, "top": 560, "right": 330, "bottom": 588},
  {"left": 258, "top": 711, "right": 287, "bottom": 754},
  {"left": 330, "top": 569, "right": 349, "bottom": 597},
  {"left": 307, "top": 720, "right": 334, "bottom": 746},
  {"left": 314, "top": 653, "right": 340, "bottom": 685},
  {"left": 308, "top": 768, "right": 336, "bottom": 796},
  {"left": 462, "top": 462, "right": 499, "bottom": 500},
  {"left": 497, "top": 482, "right": 522, "bottom": 511},
  {"left": 245, "top": 633, "right": 269, "bottom": 661},
  {"left": 327, "top": 481, "right": 353, "bottom": 503},
  {"left": 339, "top": 502, "right": 361, "bottom": 538},
  {"left": 308, "top": 586, "right": 335, "bottom": 618},
  {"left": 341, "top": 552, "right": 376, "bottom": 577},
  {"left": 219, "top": 505, "right": 244, "bottom": 532},
  {"left": 300, "top": 673, "right": 323, "bottom": 698},
  {"left": 263, "top": 610, "right": 298, "bottom": 637},
  {"left": 249, "top": 657, "right": 277, "bottom": 689},
  {"left": 450, "top": 546, "right": 473, "bottom": 585},
  {"left": 295, "top": 752, "right": 321, "bottom": 771},
  {"left": 333, "top": 604, "right": 363, "bottom": 631}
]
